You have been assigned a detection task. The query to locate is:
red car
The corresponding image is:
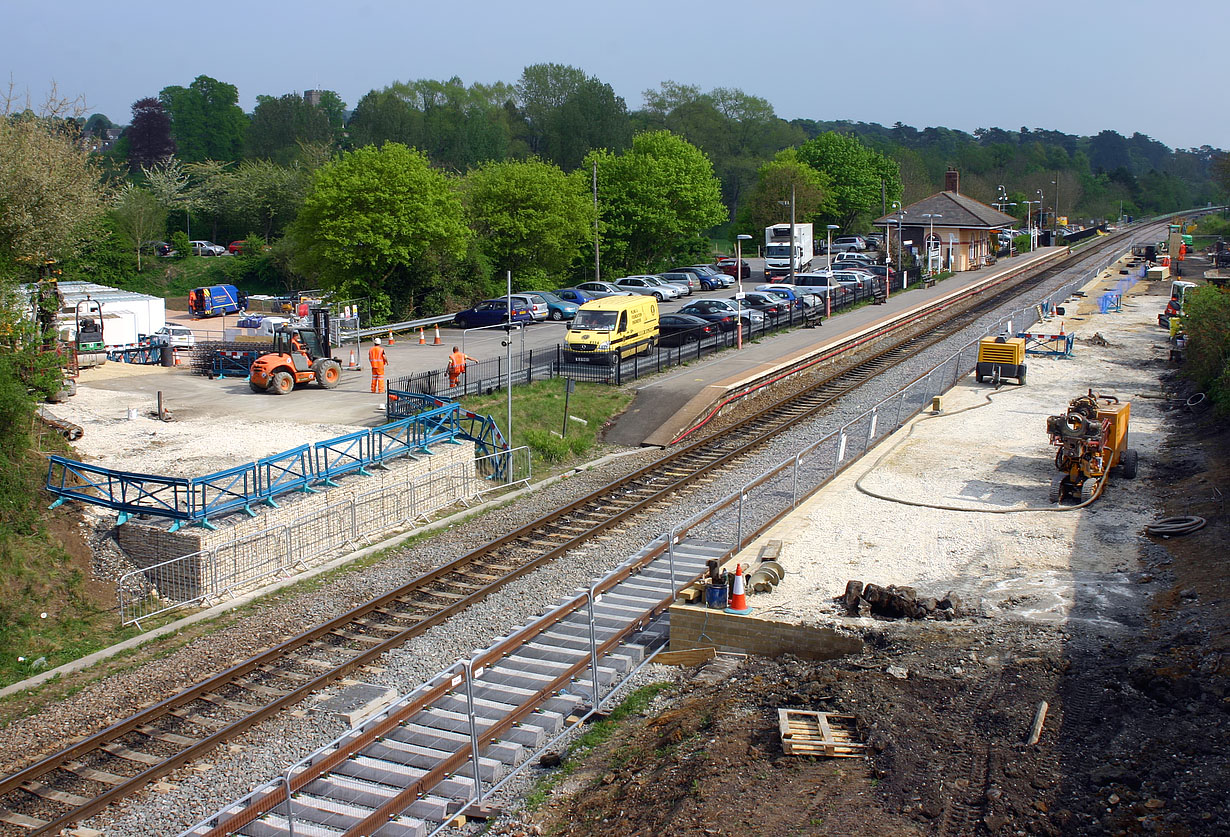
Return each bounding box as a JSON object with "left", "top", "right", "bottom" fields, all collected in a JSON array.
[
  {"left": 717, "top": 257, "right": 751, "bottom": 280},
  {"left": 228, "top": 240, "right": 272, "bottom": 255}
]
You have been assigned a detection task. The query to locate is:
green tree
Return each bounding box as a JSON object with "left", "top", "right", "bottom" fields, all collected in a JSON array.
[
  {"left": 290, "top": 143, "right": 471, "bottom": 319},
  {"left": 246, "top": 93, "right": 335, "bottom": 164},
  {"left": 216, "top": 160, "right": 310, "bottom": 240},
  {"left": 740, "top": 149, "right": 835, "bottom": 236},
  {"left": 587, "top": 130, "right": 726, "bottom": 273},
  {"left": 796, "top": 132, "right": 902, "bottom": 231},
  {"left": 110, "top": 185, "right": 167, "bottom": 271},
  {"left": 464, "top": 159, "right": 594, "bottom": 289},
  {"left": 159, "top": 75, "right": 248, "bottom": 163},
  {"left": 517, "top": 64, "right": 632, "bottom": 170},
  {"left": 0, "top": 114, "right": 107, "bottom": 277}
]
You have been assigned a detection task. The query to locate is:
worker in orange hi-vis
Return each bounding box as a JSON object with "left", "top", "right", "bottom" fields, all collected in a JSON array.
[
  {"left": 367, "top": 337, "right": 388, "bottom": 393},
  {"left": 447, "top": 345, "right": 476, "bottom": 388}
]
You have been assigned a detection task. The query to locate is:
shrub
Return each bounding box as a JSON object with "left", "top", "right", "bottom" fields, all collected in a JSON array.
[{"left": 1181, "top": 285, "right": 1230, "bottom": 415}]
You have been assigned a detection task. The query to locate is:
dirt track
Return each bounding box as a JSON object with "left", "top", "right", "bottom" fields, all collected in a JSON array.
[{"left": 487, "top": 279, "right": 1229, "bottom": 836}]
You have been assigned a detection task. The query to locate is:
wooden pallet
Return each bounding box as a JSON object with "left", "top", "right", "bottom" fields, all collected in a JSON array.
[{"left": 778, "top": 710, "right": 865, "bottom": 758}]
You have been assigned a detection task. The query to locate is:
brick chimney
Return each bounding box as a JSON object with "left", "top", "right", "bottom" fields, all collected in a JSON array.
[{"left": 945, "top": 168, "right": 960, "bottom": 193}]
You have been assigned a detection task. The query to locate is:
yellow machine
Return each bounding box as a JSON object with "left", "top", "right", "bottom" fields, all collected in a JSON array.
[
  {"left": 1046, "top": 390, "right": 1138, "bottom": 503},
  {"left": 562, "top": 295, "right": 659, "bottom": 365},
  {"left": 975, "top": 335, "right": 1027, "bottom": 385}
]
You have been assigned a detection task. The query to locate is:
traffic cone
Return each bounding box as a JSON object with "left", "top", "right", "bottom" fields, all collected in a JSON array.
[
  {"left": 1059, "top": 320, "right": 1065, "bottom": 335},
  {"left": 387, "top": 330, "right": 395, "bottom": 346},
  {"left": 418, "top": 327, "right": 426, "bottom": 345},
  {"left": 725, "top": 563, "right": 752, "bottom": 615},
  {"left": 433, "top": 324, "right": 443, "bottom": 345},
  {"left": 346, "top": 349, "right": 360, "bottom": 371}
]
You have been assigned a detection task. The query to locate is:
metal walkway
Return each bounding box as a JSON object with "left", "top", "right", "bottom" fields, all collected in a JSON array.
[{"left": 184, "top": 538, "right": 724, "bottom": 837}]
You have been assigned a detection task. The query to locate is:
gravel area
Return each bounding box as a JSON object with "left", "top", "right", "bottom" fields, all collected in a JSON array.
[{"left": 1, "top": 243, "right": 1140, "bottom": 835}]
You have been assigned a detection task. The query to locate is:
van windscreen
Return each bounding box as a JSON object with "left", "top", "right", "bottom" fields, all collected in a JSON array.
[{"left": 574, "top": 310, "right": 618, "bottom": 330}]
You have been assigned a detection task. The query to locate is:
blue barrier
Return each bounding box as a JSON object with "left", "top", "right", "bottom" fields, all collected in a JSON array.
[
  {"left": 108, "top": 346, "right": 165, "bottom": 364},
  {"left": 47, "top": 456, "right": 192, "bottom": 523},
  {"left": 315, "top": 429, "right": 371, "bottom": 485},
  {"left": 44, "top": 403, "right": 490, "bottom": 526}
]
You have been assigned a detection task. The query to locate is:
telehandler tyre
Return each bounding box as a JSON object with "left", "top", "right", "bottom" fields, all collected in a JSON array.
[
  {"left": 270, "top": 371, "right": 295, "bottom": 395},
  {"left": 249, "top": 380, "right": 265, "bottom": 393}
]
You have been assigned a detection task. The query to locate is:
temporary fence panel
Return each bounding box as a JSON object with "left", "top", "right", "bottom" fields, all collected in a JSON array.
[
  {"left": 47, "top": 456, "right": 192, "bottom": 521},
  {"left": 314, "top": 428, "right": 372, "bottom": 484},
  {"left": 192, "top": 462, "right": 261, "bottom": 524}
]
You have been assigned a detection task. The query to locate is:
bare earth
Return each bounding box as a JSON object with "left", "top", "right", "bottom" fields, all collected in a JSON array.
[{"left": 492, "top": 279, "right": 1229, "bottom": 836}]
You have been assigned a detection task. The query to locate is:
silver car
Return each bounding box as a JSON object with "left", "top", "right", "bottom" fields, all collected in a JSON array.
[
  {"left": 613, "top": 275, "right": 680, "bottom": 301},
  {"left": 574, "top": 281, "right": 635, "bottom": 299}
]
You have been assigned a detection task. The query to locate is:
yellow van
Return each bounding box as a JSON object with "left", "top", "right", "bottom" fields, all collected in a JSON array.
[{"left": 563, "top": 295, "right": 659, "bottom": 365}]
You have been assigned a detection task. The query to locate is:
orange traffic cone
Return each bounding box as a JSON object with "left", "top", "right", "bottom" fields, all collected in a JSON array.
[
  {"left": 387, "top": 330, "right": 395, "bottom": 346},
  {"left": 346, "top": 349, "right": 360, "bottom": 371},
  {"left": 433, "top": 324, "right": 443, "bottom": 345},
  {"left": 418, "top": 327, "right": 426, "bottom": 345},
  {"left": 1059, "top": 320, "right": 1065, "bottom": 335},
  {"left": 725, "top": 563, "right": 752, "bottom": 615}
]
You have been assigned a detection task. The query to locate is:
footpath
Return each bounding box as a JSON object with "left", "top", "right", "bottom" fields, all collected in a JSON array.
[{"left": 605, "top": 248, "right": 1064, "bottom": 447}]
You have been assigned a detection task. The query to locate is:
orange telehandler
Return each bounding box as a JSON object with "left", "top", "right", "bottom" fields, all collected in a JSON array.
[{"left": 249, "top": 307, "right": 342, "bottom": 395}]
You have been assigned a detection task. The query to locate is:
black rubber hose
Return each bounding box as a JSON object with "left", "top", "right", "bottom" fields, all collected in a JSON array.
[{"left": 1144, "top": 516, "right": 1206, "bottom": 537}]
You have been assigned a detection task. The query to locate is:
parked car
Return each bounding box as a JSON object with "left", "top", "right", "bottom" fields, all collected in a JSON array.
[
  {"left": 643, "top": 274, "right": 689, "bottom": 297},
  {"left": 657, "top": 272, "right": 697, "bottom": 295},
  {"left": 228, "top": 240, "right": 272, "bottom": 255},
  {"left": 833, "top": 235, "right": 867, "bottom": 252},
  {"left": 574, "top": 281, "right": 635, "bottom": 299},
  {"left": 554, "top": 287, "right": 599, "bottom": 305},
  {"left": 864, "top": 234, "right": 884, "bottom": 249},
  {"left": 149, "top": 323, "right": 196, "bottom": 348},
  {"left": 832, "top": 251, "right": 874, "bottom": 265},
  {"left": 669, "top": 266, "right": 726, "bottom": 290},
  {"left": 509, "top": 293, "right": 549, "bottom": 321},
  {"left": 833, "top": 269, "right": 875, "bottom": 291},
  {"left": 189, "top": 240, "right": 227, "bottom": 257},
  {"left": 614, "top": 275, "right": 681, "bottom": 301},
  {"left": 453, "top": 299, "right": 534, "bottom": 329},
  {"left": 856, "top": 264, "right": 897, "bottom": 283},
  {"left": 680, "top": 298, "right": 764, "bottom": 330},
  {"left": 657, "top": 313, "right": 717, "bottom": 346},
  {"left": 716, "top": 257, "right": 751, "bottom": 280},
  {"left": 737, "top": 291, "right": 787, "bottom": 319},
  {"left": 696, "top": 265, "right": 735, "bottom": 288},
  {"left": 526, "top": 290, "right": 578, "bottom": 320}
]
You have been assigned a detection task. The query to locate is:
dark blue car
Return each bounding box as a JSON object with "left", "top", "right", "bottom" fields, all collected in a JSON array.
[
  {"left": 554, "top": 287, "right": 599, "bottom": 305},
  {"left": 453, "top": 299, "right": 534, "bottom": 329}
]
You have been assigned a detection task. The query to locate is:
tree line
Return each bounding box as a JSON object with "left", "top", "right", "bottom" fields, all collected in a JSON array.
[{"left": 5, "top": 65, "right": 1228, "bottom": 323}]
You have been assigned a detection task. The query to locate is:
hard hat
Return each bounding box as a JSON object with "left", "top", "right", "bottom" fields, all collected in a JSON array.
[{"left": 374, "top": 337, "right": 381, "bottom": 345}]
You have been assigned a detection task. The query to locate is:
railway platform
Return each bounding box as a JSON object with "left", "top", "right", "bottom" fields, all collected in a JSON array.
[{"left": 605, "top": 248, "right": 1066, "bottom": 447}]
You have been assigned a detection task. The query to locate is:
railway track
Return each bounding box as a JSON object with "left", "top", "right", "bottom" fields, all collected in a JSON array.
[{"left": 0, "top": 225, "right": 1164, "bottom": 835}]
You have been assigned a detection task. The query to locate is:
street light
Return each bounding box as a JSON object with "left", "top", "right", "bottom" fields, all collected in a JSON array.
[
  {"left": 921, "top": 214, "right": 942, "bottom": 276},
  {"left": 1052, "top": 175, "right": 1059, "bottom": 232},
  {"left": 1021, "top": 199, "right": 1040, "bottom": 252},
  {"left": 889, "top": 201, "right": 906, "bottom": 298},
  {"left": 825, "top": 224, "right": 840, "bottom": 271},
  {"left": 1036, "top": 189, "right": 1044, "bottom": 247},
  {"left": 735, "top": 234, "right": 752, "bottom": 351}
]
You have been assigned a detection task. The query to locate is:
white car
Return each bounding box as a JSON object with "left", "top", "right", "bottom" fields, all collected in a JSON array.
[
  {"left": 189, "top": 240, "right": 226, "bottom": 257},
  {"left": 150, "top": 324, "right": 196, "bottom": 348}
]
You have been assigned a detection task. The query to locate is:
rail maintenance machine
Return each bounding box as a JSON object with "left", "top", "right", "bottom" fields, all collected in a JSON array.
[{"left": 1046, "top": 390, "right": 1139, "bottom": 504}]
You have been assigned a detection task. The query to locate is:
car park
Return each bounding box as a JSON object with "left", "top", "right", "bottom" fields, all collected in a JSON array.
[
  {"left": 644, "top": 274, "right": 689, "bottom": 297},
  {"left": 716, "top": 257, "right": 751, "bottom": 280},
  {"left": 864, "top": 234, "right": 884, "bottom": 249},
  {"left": 526, "top": 290, "right": 578, "bottom": 320},
  {"left": 657, "top": 272, "right": 697, "bottom": 295},
  {"left": 509, "top": 293, "right": 549, "bottom": 321},
  {"left": 833, "top": 269, "right": 876, "bottom": 290},
  {"left": 554, "top": 288, "right": 599, "bottom": 305},
  {"left": 189, "top": 240, "right": 227, "bottom": 257},
  {"left": 574, "top": 281, "right": 635, "bottom": 299},
  {"left": 755, "top": 284, "right": 808, "bottom": 308},
  {"left": 696, "top": 265, "right": 735, "bottom": 288},
  {"left": 149, "top": 323, "right": 196, "bottom": 348},
  {"left": 614, "top": 275, "right": 681, "bottom": 301},
  {"left": 453, "top": 299, "right": 534, "bottom": 329},
  {"left": 657, "top": 313, "right": 717, "bottom": 346}
]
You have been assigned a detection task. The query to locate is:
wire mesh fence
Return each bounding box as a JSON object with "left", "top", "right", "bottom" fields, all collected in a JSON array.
[{"left": 117, "top": 447, "right": 532, "bottom": 627}]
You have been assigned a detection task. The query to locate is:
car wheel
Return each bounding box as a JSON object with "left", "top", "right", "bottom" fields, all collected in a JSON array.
[
  {"left": 270, "top": 370, "right": 295, "bottom": 395},
  {"left": 455, "top": 317, "right": 468, "bottom": 328}
]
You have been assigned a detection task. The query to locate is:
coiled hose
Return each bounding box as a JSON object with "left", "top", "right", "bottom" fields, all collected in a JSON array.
[
  {"left": 1144, "top": 516, "right": 1206, "bottom": 537},
  {"left": 855, "top": 387, "right": 1109, "bottom": 513}
]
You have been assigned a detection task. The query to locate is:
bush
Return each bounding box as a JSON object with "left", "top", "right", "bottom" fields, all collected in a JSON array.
[
  {"left": 170, "top": 231, "right": 190, "bottom": 260},
  {"left": 1181, "top": 285, "right": 1230, "bottom": 415}
]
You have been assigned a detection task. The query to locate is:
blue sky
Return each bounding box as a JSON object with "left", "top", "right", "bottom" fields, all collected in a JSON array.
[{"left": 8, "top": 0, "right": 1224, "bottom": 150}]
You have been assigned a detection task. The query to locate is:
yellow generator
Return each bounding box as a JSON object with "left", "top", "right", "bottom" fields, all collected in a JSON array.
[
  {"left": 975, "top": 335, "right": 1027, "bottom": 385},
  {"left": 1046, "top": 390, "right": 1138, "bottom": 503}
]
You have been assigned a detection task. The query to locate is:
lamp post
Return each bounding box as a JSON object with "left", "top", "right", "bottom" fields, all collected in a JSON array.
[
  {"left": 825, "top": 224, "right": 840, "bottom": 271},
  {"left": 1036, "top": 189, "right": 1044, "bottom": 247},
  {"left": 825, "top": 224, "right": 840, "bottom": 318},
  {"left": 921, "top": 214, "right": 942, "bottom": 276},
  {"left": 1052, "top": 174, "right": 1059, "bottom": 233},
  {"left": 889, "top": 201, "right": 905, "bottom": 300},
  {"left": 735, "top": 234, "right": 751, "bottom": 350},
  {"left": 1021, "top": 199, "right": 1040, "bottom": 251}
]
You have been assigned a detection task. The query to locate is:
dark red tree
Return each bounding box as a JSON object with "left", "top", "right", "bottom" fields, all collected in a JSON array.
[{"left": 127, "top": 97, "right": 175, "bottom": 171}]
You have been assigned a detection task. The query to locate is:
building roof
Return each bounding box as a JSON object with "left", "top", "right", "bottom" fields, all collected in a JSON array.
[{"left": 875, "top": 191, "right": 1016, "bottom": 230}]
